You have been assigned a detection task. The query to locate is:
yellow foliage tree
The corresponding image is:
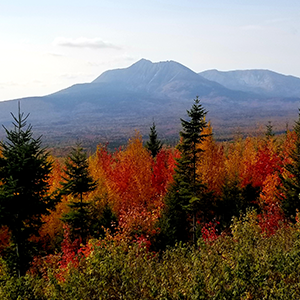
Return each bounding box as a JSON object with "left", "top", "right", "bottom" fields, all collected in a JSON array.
[{"left": 197, "top": 122, "right": 226, "bottom": 196}]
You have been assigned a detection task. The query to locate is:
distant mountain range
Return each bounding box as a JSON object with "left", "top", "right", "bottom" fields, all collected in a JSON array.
[
  {"left": 199, "top": 69, "right": 300, "bottom": 98},
  {"left": 0, "top": 59, "right": 299, "bottom": 148}
]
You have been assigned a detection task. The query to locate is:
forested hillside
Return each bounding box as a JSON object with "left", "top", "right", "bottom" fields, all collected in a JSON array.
[{"left": 1, "top": 98, "right": 300, "bottom": 298}]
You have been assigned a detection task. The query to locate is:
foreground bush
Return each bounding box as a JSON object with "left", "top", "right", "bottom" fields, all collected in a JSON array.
[{"left": 2, "top": 210, "right": 300, "bottom": 299}]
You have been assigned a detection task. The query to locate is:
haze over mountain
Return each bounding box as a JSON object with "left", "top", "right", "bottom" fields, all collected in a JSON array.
[
  {"left": 0, "top": 59, "right": 299, "bottom": 149},
  {"left": 199, "top": 69, "right": 300, "bottom": 98},
  {"left": 93, "top": 59, "right": 229, "bottom": 97}
]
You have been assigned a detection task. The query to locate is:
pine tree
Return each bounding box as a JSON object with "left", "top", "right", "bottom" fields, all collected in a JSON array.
[
  {"left": 159, "top": 97, "right": 210, "bottom": 247},
  {"left": 266, "top": 121, "right": 275, "bottom": 138},
  {"left": 145, "top": 122, "right": 163, "bottom": 158},
  {"left": 0, "top": 105, "right": 58, "bottom": 276},
  {"left": 280, "top": 110, "right": 300, "bottom": 220},
  {"left": 61, "top": 144, "right": 97, "bottom": 243}
]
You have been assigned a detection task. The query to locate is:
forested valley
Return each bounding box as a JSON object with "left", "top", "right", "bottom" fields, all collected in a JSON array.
[{"left": 1, "top": 98, "right": 300, "bottom": 299}]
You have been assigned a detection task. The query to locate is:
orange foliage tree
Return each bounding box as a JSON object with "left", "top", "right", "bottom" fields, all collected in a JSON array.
[
  {"left": 241, "top": 137, "right": 282, "bottom": 189},
  {"left": 38, "top": 158, "right": 69, "bottom": 250},
  {"left": 258, "top": 173, "right": 284, "bottom": 236},
  {"left": 197, "top": 123, "right": 226, "bottom": 197},
  {"left": 88, "top": 132, "right": 179, "bottom": 242}
]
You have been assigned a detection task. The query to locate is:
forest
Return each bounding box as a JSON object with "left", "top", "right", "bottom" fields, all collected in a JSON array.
[{"left": 1, "top": 98, "right": 300, "bottom": 299}]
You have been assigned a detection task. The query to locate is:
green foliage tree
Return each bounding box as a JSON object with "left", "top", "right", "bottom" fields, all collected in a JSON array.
[
  {"left": 215, "top": 180, "right": 260, "bottom": 230},
  {"left": 145, "top": 122, "right": 163, "bottom": 158},
  {"left": 159, "top": 97, "right": 210, "bottom": 247},
  {"left": 280, "top": 110, "right": 300, "bottom": 220},
  {"left": 0, "top": 106, "right": 58, "bottom": 276},
  {"left": 88, "top": 201, "right": 118, "bottom": 238},
  {"left": 61, "top": 144, "right": 97, "bottom": 243}
]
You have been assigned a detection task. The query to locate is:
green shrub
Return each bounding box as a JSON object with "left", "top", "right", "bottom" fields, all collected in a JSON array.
[{"left": 4, "top": 209, "right": 300, "bottom": 299}]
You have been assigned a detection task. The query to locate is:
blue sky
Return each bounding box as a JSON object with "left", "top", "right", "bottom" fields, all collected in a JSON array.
[{"left": 0, "top": 0, "right": 299, "bottom": 101}]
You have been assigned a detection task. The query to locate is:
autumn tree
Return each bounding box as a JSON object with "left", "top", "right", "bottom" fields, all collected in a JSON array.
[
  {"left": 145, "top": 122, "right": 163, "bottom": 158},
  {"left": 103, "top": 133, "right": 162, "bottom": 240},
  {"left": 197, "top": 122, "right": 225, "bottom": 197},
  {"left": 0, "top": 106, "right": 58, "bottom": 276},
  {"left": 38, "top": 159, "right": 68, "bottom": 251},
  {"left": 61, "top": 144, "right": 97, "bottom": 243},
  {"left": 215, "top": 136, "right": 280, "bottom": 229},
  {"left": 159, "top": 97, "right": 209, "bottom": 247},
  {"left": 88, "top": 135, "right": 178, "bottom": 244}
]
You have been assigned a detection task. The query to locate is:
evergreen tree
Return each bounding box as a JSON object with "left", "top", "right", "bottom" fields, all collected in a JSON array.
[
  {"left": 265, "top": 121, "right": 275, "bottom": 138},
  {"left": 61, "top": 144, "right": 97, "bottom": 243},
  {"left": 0, "top": 106, "right": 58, "bottom": 276},
  {"left": 145, "top": 122, "right": 163, "bottom": 158},
  {"left": 280, "top": 110, "right": 300, "bottom": 220},
  {"left": 215, "top": 179, "right": 260, "bottom": 230},
  {"left": 159, "top": 97, "right": 210, "bottom": 247}
]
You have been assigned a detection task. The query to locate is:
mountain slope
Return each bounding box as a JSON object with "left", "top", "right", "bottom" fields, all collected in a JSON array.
[
  {"left": 199, "top": 69, "right": 300, "bottom": 98},
  {"left": 93, "top": 58, "right": 227, "bottom": 96},
  {"left": 0, "top": 59, "right": 299, "bottom": 148},
  {"left": 56, "top": 59, "right": 243, "bottom": 102}
]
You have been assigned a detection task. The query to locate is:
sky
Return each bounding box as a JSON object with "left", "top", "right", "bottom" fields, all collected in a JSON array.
[{"left": 0, "top": 0, "right": 299, "bottom": 101}]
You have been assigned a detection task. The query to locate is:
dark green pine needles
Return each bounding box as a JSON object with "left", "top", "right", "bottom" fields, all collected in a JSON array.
[
  {"left": 280, "top": 110, "right": 300, "bottom": 220},
  {"left": 0, "top": 106, "right": 59, "bottom": 276},
  {"left": 158, "top": 96, "right": 210, "bottom": 247},
  {"left": 145, "top": 122, "right": 163, "bottom": 158},
  {"left": 60, "top": 144, "right": 97, "bottom": 243}
]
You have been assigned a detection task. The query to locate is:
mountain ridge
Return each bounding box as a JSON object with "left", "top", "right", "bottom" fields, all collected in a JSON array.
[
  {"left": 199, "top": 69, "right": 300, "bottom": 98},
  {"left": 0, "top": 59, "right": 299, "bottom": 148},
  {"left": 93, "top": 58, "right": 232, "bottom": 98}
]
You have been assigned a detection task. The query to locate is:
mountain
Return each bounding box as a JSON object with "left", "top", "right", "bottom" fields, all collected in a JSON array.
[
  {"left": 199, "top": 69, "right": 300, "bottom": 98},
  {"left": 0, "top": 59, "right": 299, "bottom": 149},
  {"left": 93, "top": 59, "right": 229, "bottom": 97},
  {"left": 54, "top": 59, "right": 245, "bottom": 103}
]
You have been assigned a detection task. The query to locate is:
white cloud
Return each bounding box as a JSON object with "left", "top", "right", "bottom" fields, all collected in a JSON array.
[
  {"left": 0, "top": 80, "right": 43, "bottom": 88},
  {"left": 114, "top": 53, "right": 137, "bottom": 62},
  {"left": 59, "top": 72, "right": 94, "bottom": 80},
  {"left": 240, "top": 25, "right": 263, "bottom": 31},
  {"left": 265, "top": 17, "right": 293, "bottom": 25},
  {"left": 45, "top": 52, "right": 65, "bottom": 58},
  {"left": 53, "top": 37, "right": 121, "bottom": 50},
  {"left": 87, "top": 54, "right": 136, "bottom": 67}
]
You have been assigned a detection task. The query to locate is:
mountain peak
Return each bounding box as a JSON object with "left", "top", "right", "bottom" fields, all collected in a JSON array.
[
  {"left": 92, "top": 58, "right": 200, "bottom": 88},
  {"left": 133, "top": 58, "right": 153, "bottom": 65}
]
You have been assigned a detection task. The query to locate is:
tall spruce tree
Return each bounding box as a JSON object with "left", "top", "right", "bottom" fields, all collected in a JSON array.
[
  {"left": 61, "top": 144, "right": 97, "bottom": 243},
  {"left": 145, "top": 122, "right": 163, "bottom": 158},
  {"left": 158, "top": 97, "right": 209, "bottom": 247},
  {"left": 280, "top": 110, "right": 300, "bottom": 220},
  {"left": 0, "top": 106, "right": 58, "bottom": 276}
]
